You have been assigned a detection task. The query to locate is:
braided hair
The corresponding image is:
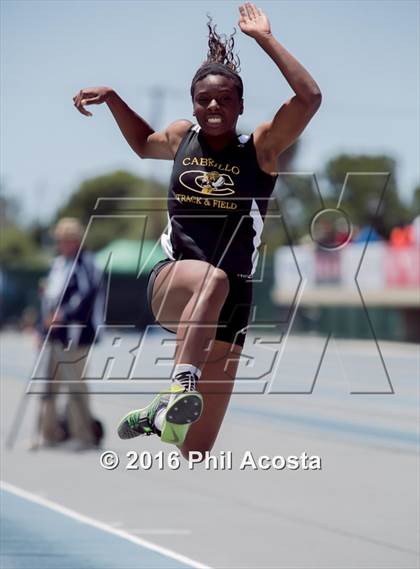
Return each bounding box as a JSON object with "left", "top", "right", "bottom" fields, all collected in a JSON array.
[{"left": 190, "top": 16, "right": 243, "bottom": 100}]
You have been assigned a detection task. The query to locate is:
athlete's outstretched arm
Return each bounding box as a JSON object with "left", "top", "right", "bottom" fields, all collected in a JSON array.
[
  {"left": 73, "top": 87, "right": 191, "bottom": 160},
  {"left": 238, "top": 3, "right": 322, "bottom": 165}
]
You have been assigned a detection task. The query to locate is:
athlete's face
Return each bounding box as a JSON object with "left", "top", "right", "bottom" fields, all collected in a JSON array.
[{"left": 192, "top": 75, "right": 244, "bottom": 136}]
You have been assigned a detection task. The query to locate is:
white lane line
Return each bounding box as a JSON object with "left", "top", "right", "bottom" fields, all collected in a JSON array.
[
  {"left": 1, "top": 480, "right": 210, "bottom": 569},
  {"left": 129, "top": 529, "right": 193, "bottom": 536},
  {"left": 107, "top": 521, "right": 124, "bottom": 529},
  {"left": 105, "top": 522, "right": 191, "bottom": 535}
]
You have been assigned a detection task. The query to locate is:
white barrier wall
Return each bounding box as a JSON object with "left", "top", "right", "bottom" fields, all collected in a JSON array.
[{"left": 274, "top": 243, "right": 420, "bottom": 293}]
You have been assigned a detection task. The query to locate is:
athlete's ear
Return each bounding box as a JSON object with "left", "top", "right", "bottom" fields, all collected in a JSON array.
[{"left": 239, "top": 98, "right": 244, "bottom": 115}]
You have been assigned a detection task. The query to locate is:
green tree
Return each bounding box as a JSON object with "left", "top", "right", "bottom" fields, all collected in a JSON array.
[
  {"left": 0, "top": 225, "right": 39, "bottom": 266},
  {"left": 56, "top": 170, "right": 168, "bottom": 250},
  {"left": 411, "top": 184, "right": 420, "bottom": 216},
  {"left": 0, "top": 194, "right": 48, "bottom": 268},
  {"left": 323, "top": 154, "right": 409, "bottom": 238}
]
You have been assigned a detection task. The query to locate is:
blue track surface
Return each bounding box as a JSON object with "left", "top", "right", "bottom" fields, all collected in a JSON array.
[
  {"left": 0, "top": 489, "right": 193, "bottom": 569},
  {"left": 230, "top": 405, "right": 419, "bottom": 447}
]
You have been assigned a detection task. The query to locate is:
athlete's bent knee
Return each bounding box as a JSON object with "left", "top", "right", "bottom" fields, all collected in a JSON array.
[{"left": 202, "top": 268, "right": 229, "bottom": 302}]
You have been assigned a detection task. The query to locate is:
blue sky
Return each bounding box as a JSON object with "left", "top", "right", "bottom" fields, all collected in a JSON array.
[{"left": 1, "top": 0, "right": 419, "bottom": 224}]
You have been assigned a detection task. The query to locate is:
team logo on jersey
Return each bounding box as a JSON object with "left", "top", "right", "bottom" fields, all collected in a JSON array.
[{"left": 179, "top": 170, "right": 235, "bottom": 196}]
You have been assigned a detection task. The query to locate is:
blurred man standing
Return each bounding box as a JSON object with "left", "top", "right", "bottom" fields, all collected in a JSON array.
[{"left": 39, "top": 218, "right": 104, "bottom": 450}]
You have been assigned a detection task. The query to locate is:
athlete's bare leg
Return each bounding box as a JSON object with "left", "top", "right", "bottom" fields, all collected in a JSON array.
[
  {"left": 151, "top": 259, "right": 230, "bottom": 369},
  {"left": 118, "top": 262, "right": 240, "bottom": 443},
  {"left": 179, "top": 339, "right": 242, "bottom": 459}
]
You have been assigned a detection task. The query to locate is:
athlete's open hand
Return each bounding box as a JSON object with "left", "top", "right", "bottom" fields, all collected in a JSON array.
[
  {"left": 238, "top": 3, "right": 271, "bottom": 39},
  {"left": 73, "top": 86, "right": 113, "bottom": 117}
]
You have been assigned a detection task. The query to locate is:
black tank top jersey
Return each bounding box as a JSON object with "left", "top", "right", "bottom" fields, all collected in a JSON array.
[{"left": 161, "top": 124, "right": 277, "bottom": 278}]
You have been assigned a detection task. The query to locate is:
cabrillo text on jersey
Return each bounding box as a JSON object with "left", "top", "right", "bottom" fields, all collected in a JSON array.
[{"left": 182, "top": 156, "right": 240, "bottom": 174}]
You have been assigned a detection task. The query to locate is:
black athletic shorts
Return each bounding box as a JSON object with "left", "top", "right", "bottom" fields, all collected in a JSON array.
[{"left": 146, "top": 259, "right": 253, "bottom": 348}]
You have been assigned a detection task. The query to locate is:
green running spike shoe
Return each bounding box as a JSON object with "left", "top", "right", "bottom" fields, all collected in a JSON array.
[
  {"left": 160, "top": 384, "right": 203, "bottom": 446},
  {"left": 117, "top": 392, "right": 167, "bottom": 440},
  {"left": 117, "top": 384, "right": 203, "bottom": 446}
]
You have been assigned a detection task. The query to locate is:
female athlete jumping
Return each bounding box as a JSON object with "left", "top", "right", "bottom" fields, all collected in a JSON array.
[{"left": 73, "top": 3, "right": 321, "bottom": 460}]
